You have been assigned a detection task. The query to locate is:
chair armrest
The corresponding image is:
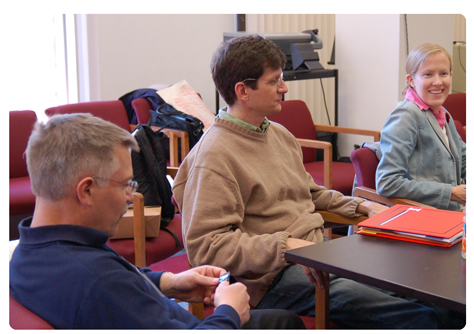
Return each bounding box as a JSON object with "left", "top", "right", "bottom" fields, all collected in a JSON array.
[
  {"left": 161, "top": 128, "right": 190, "bottom": 162},
  {"left": 132, "top": 192, "right": 146, "bottom": 268},
  {"left": 129, "top": 125, "right": 181, "bottom": 167},
  {"left": 314, "top": 124, "right": 381, "bottom": 142},
  {"left": 297, "top": 138, "right": 333, "bottom": 189},
  {"left": 353, "top": 186, "right": 434, "bottom": 208},
  {"left": 316, "top": 210, "right": 367, "bottom": 226},
  {"left": 167, "top": 166, "right": 179, "bottom": 178},
  {"left": 150, "top": 126, "right": 189, "bottom": 166}
]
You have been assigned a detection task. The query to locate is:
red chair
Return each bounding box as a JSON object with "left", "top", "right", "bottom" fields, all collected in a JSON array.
[
  {"left": 350, "top": 147, "right": 378, "bottom": 191},
  {"left": 45, "top": 102, "right": 184, "bottom": 266},
  {"left": 268, "top": 100, "right": 380, "bottom": 196},
  {"left": 10, "top": 110, "right": 38, "bottom": 240},
  {"left": 9, "top": 110, "right": 37, "bottom": 216},
  {"left": 443, "top": 93, "right": 466, "bottom": 127},
  {"left": 46, "top": 100, "right": 131, "bottom": 131},
  {"left": 350, "top": 147, "right": 433, "bottom": 208},
  {"left": 45, "top": 100, "right": 182, "bottom": 167},
  {"left": 10, "top": 294, "right": 54, "bottom": 329},
  {"left": 454, "top": 119, "right": 466, "bottom": 142}
]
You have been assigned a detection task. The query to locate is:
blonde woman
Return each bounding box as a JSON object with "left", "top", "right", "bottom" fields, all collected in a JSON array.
[{"left": 376, "top": 43, "right": 466, "bottom": 211}]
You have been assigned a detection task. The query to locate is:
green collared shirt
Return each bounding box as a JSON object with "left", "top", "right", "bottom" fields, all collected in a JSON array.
[{"left": 218, "top": 108, "right": 270, "bottom": 133}]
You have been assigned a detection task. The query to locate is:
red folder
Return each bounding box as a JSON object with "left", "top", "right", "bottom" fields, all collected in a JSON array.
[{"left": 357, "top": 204, "right": 464, "bottom": 247}]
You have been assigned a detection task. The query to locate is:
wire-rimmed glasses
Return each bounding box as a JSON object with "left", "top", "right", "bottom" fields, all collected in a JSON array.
[
  {"left": 242, "top": 72, "right": 285, "bottom": 86},
  {"left": 92, "top": 176, "right": 138, "bottom": 194}
]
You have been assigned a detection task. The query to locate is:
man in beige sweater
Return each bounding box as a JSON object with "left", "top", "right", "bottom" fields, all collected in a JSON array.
[{"left": 172, "top": 35, "right": 460, "bottom": 329}]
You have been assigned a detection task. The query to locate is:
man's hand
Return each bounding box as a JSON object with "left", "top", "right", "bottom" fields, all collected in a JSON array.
[
  {"left": 301, "top": 266, "right": 330, "bottom": 289},
  {"left": 451, "top": 184, "right": 467, "bottom": 205},
  {"left": 287, "top": 237, "right": 330, "bottom": 289},
  {"left": 356, "top": 200, "right": 388, "bottom": 217},
  {"left": 214, "top": 281, "right": 250, "bottom": 325},
  {"left": 159, "top": 266, "right": 226, "bottom": 304}
]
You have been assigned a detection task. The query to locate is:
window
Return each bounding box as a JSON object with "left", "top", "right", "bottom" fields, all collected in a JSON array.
[{"left": 4, "top": 14, "right": 77, "bottom": 122}]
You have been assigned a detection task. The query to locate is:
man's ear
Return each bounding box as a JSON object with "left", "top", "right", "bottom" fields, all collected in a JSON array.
[
  {"left": 76, "top": 177, "right": 95, "bottom": 206},
  {"left": 234, "top": 82, "right": 250, "bottom": 101}
]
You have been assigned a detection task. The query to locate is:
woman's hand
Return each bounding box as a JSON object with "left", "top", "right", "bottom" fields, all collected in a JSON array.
[{"left": 451, "top": 184, "right": 467, "bottom": 205}]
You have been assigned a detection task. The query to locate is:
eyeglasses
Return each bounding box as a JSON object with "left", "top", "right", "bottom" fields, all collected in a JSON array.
[
  {"left": 242, "top": 72, "right": 285, "bottom": 86},
  {"left": 92, "top": 176, "right": 138, "bottom": 194}
]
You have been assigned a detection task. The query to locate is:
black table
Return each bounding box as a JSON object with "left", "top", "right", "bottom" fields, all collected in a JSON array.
[{"left": 285, "top": 234, "right": 466, "bottom": 328}]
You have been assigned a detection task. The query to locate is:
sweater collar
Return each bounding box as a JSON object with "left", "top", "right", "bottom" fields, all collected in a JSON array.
[{"left": 218, "top": 108, "right": 270, "bottom": 133}]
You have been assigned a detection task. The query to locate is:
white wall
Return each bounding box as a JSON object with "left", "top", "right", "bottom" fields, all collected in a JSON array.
[
  {"left": 335, "top": 14, "right": 456, "bottom": 157},
  {"left": 85, "top": 14, "right": 235, "bottom": 113},
  {"left": 335, "top": 14, "right": 401, "bottom": 157},
  {"left": 82, "top": 13, "right": 457, "bottom": 152}
]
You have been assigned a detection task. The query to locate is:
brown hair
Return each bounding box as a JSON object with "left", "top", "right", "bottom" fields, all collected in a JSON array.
[{"left": 211, "top": 35, "right": 286, "bottom": 106}]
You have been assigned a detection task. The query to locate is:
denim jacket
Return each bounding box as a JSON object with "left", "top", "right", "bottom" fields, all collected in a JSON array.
[{"left": 376, "top": 99, "right": 466, "bottom": 211}]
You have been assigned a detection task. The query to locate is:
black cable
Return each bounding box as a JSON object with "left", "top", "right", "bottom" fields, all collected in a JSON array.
[
  {"left": 319, "top": 78, "right": 340, "bottom": 160},
  {"left": 405, "top": 14, "right": 409, "bottom": 55},
  {"left": 457, "top": 43, "right": 466, "bottom": 73},
  {"left": 319, "top": 78, "right": 332, "bottom": 126}
]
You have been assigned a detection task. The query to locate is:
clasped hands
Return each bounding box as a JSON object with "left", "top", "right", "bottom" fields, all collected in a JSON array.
[{"left": 159, "top": 265, "right": 251, "bottom": 324}]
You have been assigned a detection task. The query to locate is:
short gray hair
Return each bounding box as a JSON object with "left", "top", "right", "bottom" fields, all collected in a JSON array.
[{"left": 26, "top": 113, "right": 139, "bottom": 201}]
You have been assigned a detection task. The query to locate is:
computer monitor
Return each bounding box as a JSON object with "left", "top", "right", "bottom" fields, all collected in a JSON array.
[{"left": 223, "top": 30, "right": 323, "bottom": 71}]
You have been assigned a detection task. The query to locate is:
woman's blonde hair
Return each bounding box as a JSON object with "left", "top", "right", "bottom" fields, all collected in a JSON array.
[{"left": 403, "top": 43, "right": 452, "bottom": 95}]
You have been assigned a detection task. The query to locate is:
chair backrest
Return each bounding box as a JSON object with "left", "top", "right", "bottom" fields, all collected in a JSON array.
[
  {"left": 45, "top": 101, "right": 131, "bottom": 132},
  {"left": 9, "top": 110, "right": 37, "bottom": 179},
  {"left": 443, "top": 93, "right": 466, "bottom": 126},
  {"left": 268, "top": 100, "right": 318, "bottom": 163},
  {"left": 350, "top": 147, "right": 378, "bottom": 190},
  {"left": 10, "top": 294, "right": 54, "bottom": 329},
  {"left": 454, "top": 119, "right": 466, "bottom": 142},
  {"left": 131, "top": 97, "right": 153, "bottom": 124}
]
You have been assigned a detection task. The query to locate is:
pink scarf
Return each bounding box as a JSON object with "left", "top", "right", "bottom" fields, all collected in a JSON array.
[{"left": 405, "top": 88, "right": 447, "bottom": 130}]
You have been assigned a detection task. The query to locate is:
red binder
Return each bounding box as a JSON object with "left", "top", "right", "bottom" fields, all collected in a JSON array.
[{"left": 357, "top": 204, "right": 464, "bottom": 247}]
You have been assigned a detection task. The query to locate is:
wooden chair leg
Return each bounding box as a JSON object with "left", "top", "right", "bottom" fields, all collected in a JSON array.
[
  {"left": 188, "top": 302, "right": 204, "bottom": 319},
  {"left": 323, "top": 228, "right": 333, "bottom": 239},
  {"left": 133, "top": 193, "right": 146, "bottom": 268},
  {"left": 315, "top": 284, "right": 329, "bottom": 329}
]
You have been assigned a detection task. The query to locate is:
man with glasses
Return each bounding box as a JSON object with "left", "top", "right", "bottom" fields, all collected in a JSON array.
[
  {"left": 172, "top": 35, "right": 458, "bottom": 329},
  {"left": 9, "top": 113, "right": 304, "bottom": 329}
]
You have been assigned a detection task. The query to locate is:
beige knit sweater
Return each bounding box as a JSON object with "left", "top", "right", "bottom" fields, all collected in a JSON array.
[{"left": 173, "top": 118, "right": 363, "bottom": 306}]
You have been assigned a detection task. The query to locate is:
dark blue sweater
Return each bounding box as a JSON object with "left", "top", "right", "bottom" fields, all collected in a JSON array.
[{"left": 9, "top": 218, "right": 240, "bottom": 329}]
